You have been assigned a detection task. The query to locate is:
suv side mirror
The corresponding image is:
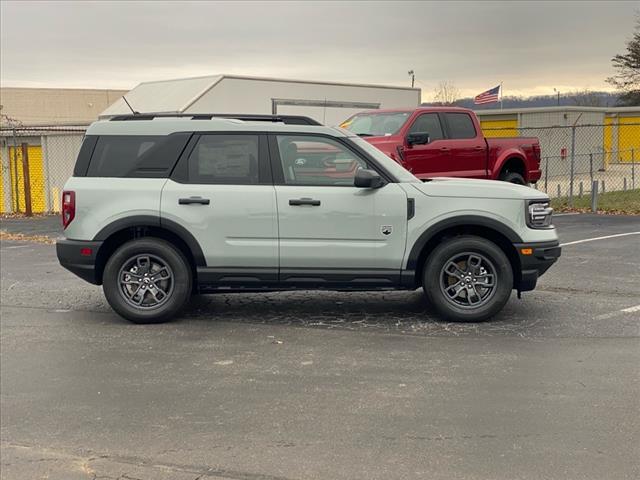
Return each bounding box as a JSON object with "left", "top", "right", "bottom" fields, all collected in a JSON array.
[
  {"left": 406, "top": 132, "right": 430, "bottom": 146},
  {"left": 354, "top": 169, "right": 384, "bottom": 189}
]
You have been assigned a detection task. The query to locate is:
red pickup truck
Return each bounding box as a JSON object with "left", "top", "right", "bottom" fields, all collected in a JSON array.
[{"left": 340, "top": 107, "right": 541, "bottom": 185}]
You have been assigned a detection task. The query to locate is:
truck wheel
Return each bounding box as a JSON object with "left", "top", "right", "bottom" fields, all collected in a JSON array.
[
  {"left": 103, "top": 238, "right": 192, "bottom": 324},
  {"left": 423, "top": 236, "right": 513, "bottom": 322},
  {"left": 500, "top": 171, "right": 526, "bottom": 185}
]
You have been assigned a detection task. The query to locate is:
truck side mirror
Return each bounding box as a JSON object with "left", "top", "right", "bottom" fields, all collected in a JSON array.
[
  {"left": 406, "top": 132, "right": 430, "bottom": 146},
  {"left": 354, "top": 169, "right": 384, "bottom": 189}
]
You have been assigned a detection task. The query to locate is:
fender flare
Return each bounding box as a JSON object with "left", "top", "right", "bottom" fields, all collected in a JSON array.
[
  {"left": 405, "top": 215, "right": 523, "bottom": 272},
  {"left": 93, "top": 215, "right": 206, "bottom": 267},
  {"left": 493, "top": 151, "right": 527, "bottom": 180}
]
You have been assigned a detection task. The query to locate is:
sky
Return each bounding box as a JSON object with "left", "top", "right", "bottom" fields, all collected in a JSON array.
[{"left": 0, "top": 0, "right": 637, "bottom": 100}]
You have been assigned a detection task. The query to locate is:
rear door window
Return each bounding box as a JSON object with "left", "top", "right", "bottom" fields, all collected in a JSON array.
[
  {"left": 444, "top": 113, "right": 477, "bottom": 139},
  {"left": 187, "top": 134, "right": 259, "bottom": 185}
]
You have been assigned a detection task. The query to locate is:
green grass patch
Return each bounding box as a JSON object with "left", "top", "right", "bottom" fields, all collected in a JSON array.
[{"left": 552, "top": 189, "right": 640, "bottom": 214}]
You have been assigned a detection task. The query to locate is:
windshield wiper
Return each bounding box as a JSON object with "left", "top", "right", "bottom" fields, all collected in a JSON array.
[{"left": 356, "top": 133, "right": 375, "bottom": 137}]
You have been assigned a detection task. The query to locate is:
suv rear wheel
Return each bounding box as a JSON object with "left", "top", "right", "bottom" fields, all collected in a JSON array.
[
  {"left": 103, "top": 238, "right": 192, "bottom": 323},
  {"left": 423, "top": 236, "right": 513, "bottom": 322}
]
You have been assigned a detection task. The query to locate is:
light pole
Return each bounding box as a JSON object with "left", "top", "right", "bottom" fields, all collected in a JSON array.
[
  {"left": 408, "top": 70, "right": 415, "bottom": 88},
  {"left": 553, "top": 88, "right": 560, "bottom": 106}
]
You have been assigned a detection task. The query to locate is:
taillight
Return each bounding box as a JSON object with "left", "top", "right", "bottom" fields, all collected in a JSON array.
[{"left": 62, "top": 191, "right": 75, "bottom": 229}]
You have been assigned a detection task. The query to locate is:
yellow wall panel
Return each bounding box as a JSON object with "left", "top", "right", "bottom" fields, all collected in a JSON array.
[
  {"left": 0, "top": 151, "right": 4, "bottom": 213},
  {"left": 617, "top": 116, "right": 640, "bottom": 163},
  {"left": 7, "top": 145, "right": 46, "bottom": 213},
  {"left": 480, "top": 119, "right": 518, "bottom": 138}
]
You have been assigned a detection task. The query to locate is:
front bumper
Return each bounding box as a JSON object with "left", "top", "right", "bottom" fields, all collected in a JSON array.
[
  {"left": 513, "top": 240, "right": 561, "bottom": 292},
  {"left": 56, "top": 238, "right": 103, "bottom": 285}
]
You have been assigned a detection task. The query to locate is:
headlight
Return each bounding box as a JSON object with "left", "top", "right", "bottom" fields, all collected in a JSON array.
[{"left": 527, "top": 200, "right": 553, "bottom": 229}]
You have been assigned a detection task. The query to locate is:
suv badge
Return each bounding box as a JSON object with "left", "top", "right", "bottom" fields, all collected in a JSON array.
[{"left": 381, "top": 226, "right": 393, "bottom": 236}]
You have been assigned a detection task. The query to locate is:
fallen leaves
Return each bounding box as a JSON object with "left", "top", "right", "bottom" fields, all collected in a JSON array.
[{"left": 0, "top": 230, "right": 56, "bottom": 245}]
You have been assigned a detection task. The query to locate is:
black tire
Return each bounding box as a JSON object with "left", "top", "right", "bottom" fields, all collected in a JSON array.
[
  {"left": 500, "top": 171, "right": 526, "bottom": 185},
  {"left": 423, "top": 235, "right": 513, "bottom": 322},
  {"left": 103, "top": 238, "right": 192, "bottom": 324}
]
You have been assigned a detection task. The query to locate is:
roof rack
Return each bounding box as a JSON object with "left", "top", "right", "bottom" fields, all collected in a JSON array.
[{"left": 108, "top": 113, "right": 322, "bottom": 126}]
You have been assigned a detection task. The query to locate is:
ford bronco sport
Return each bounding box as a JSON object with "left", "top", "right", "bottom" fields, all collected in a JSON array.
[{"left": 56, "top": 114, "right": 560, "bottom": 324}]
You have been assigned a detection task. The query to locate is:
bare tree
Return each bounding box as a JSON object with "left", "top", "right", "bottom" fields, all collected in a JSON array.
[
  {"left": 606, "top": 16, "right": 640, "bottom": 106},
  {"left": 432, "top": 81, "right": 460, "bottom": 105},
  {"left": 570, "top": 89, "right": 604, "bottom": 107}
]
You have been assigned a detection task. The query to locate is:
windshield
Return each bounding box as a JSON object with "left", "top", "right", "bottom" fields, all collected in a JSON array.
[
  {"left": 340, "top": 112, "right": 411, "bottom": 137},
  {"left": 349, "top": 136, "right": 420, "bottom": 184}
]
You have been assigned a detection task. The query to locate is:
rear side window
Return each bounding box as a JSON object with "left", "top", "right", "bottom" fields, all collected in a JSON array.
[
  {"left": 444, "top": 113, "right": 477, "bottom": 139},
  {"left": 85, "top": 133, "right": 190, "bottom": 178},
  {"left": 187, "top": 134, "right": 259, "bottom": 184},
  {"left": 87, "top": 135, "right": 160, "bottom": 177},
  {"left": 408, "top": 113, "right": 444, "bottom": 140}
]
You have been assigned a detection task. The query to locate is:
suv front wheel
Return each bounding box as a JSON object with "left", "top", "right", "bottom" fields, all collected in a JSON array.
[
  {"left": 103, "top": 238, "right": 192, "bottom": 323},
  {"left": 423, "top": 236, "right": 513, "bottom": 322}
]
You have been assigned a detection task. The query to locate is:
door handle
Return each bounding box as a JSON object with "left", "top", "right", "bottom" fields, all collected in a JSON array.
[
  {"left": 179, "top": 196, "right": 210, "bottom": 205},
  {"left": 289, "top": 198, "right": 321, "bottom": 206},
  {"left": 474, "top": 146, "right": 484, "bottom": 151},
  {"left": 439, "top": 147, "right": 450, "bottom": 152}
]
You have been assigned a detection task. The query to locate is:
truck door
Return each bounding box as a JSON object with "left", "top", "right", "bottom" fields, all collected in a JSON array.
[
  {"left": 442, "top": 112, "right": 487, "bottom": 178},
  {"left": 401, "top": 113, "right": 449, "bottom": 179}
]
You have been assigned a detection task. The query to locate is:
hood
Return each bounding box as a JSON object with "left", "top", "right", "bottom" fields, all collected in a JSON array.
[
  {"left": 409, "top": 177, "right": 549, "bottom": 200},
  {"left": 360, "top": 135, "right": 399, "bottom": 155},
  {"left": 362, "top": 135, "right": 395, "bottom": 144}
]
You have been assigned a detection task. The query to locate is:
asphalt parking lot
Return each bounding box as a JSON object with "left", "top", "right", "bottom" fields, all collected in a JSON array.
[{"left": 1, "top": 214, "right": 639, "bottom": 480}]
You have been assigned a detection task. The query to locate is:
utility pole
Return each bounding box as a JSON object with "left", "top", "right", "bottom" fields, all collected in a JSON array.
[
  {"left": 553, "top": 88, "right": 560, "bottom": 106},
  {"left": 408, "top": 70, "right": 415, "bottom": 88}
]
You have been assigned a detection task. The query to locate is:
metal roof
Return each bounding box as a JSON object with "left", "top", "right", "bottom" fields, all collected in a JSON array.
[
  {"left": 99, "top": 74, "right": 421, "bottom": 118},
  {"left": 100, "top": 75, "right": 222, "bottom": 117}
]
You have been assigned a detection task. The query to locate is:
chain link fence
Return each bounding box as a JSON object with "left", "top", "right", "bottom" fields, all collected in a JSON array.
[
  {"left": 1, "top": 122, "right": 638, "bottom": 215},
  {"left": 484, "top": 122, "right": 639, "bottom": 212},
  {"left": 0, "top": 126, "right": 87, "bottom": 215}
]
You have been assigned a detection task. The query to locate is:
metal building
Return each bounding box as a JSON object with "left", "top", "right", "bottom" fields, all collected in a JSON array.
[{"left": 100, "top": 74, "right": 421, "bottom": 126}]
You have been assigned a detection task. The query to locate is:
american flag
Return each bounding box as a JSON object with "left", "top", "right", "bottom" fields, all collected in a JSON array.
[{"left": 474, "top": 85, "right": 501, "bottom": 105}]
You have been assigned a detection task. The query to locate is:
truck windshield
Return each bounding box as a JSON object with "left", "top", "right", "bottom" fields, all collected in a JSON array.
[{"left": 340, "top": 112, "right": 411, "bottom": 137}]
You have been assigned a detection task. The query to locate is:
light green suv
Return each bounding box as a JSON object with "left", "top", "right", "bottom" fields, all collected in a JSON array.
[{"left": 57, "top": 114, "right": 561, "bottom": 324}]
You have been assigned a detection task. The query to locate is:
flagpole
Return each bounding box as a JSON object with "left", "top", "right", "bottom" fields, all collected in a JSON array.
[{"left": 499, "top": 81, "right": 503, "bottom": 110}]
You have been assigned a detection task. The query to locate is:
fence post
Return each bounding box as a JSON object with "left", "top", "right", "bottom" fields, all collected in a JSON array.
[
  {"left": 589, "top": 153, "right": 593, "bottom": 184},
  {"left": 21, "top": 143, "right": 33, "bottom": 217},
  {"left": 569, "top": 125, "right": 576, "bottom": 207},
  {"left": 11, "top": 130, "right": 21, "bottom": 213},
  {"left": 591, "top": 180, "right": 598, "bottom": 212},
  {"left": 601, "top": 179, "right": 605, "bottom": 193},
  {"left": 557, "top": 184, "right": 561, "bottom": 198},
  {"left": 579, "top": 181, "right": 583, "bottom": 197},
  {"left": 633, "top": 149, "right": 636, "bottom": 190}
]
